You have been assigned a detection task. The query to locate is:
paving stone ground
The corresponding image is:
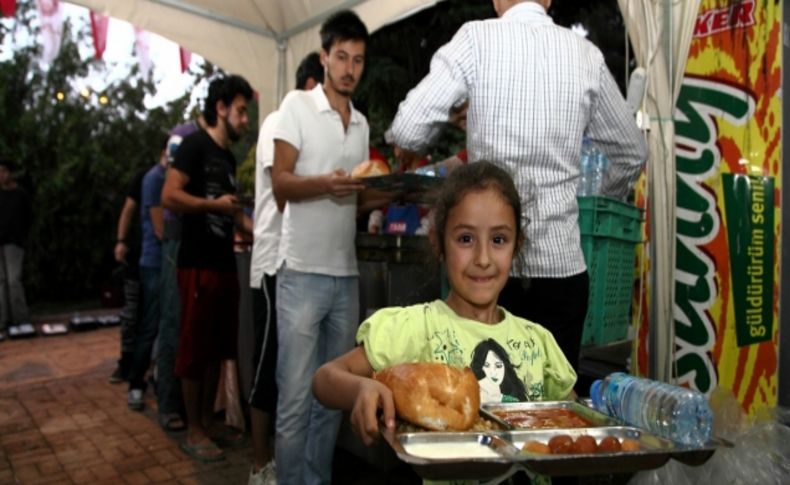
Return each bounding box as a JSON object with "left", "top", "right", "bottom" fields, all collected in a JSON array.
[
  {"left": 0, "top": 314, "right": 423, "bottom": 485},
  {"left": 0, "top": 320, "right": 252, "bottom": 485}
]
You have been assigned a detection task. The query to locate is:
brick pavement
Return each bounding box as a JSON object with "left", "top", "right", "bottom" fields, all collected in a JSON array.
[
  {"left": 0, "top": 318, "right": 423, "bottom": 485},
  {"left": 0, "top": 324, "right": 249, "bottom": 485}
]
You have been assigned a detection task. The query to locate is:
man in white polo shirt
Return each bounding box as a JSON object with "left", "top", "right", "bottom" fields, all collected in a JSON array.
[{"left": 270, "top": 10, "right": 369, "bottom": 485}]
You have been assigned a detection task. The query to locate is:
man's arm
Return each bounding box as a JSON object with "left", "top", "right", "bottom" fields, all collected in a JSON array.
[
  {"left": 234, "top": 211, "right": 253, "bottom": 237},
  {"left": 150, "top": 206, "right": 164, "bottom": 240},
  {"left": 588, "top": 61, "right": 648, "bottom": 200},
  {"left": 271, "top": 139, "right": 365, "bottom": 212},
  {"left": 114, "top": 197, "right": 137, "bottom": 263},
  {"left": 161, "top": 167, "right": 238, "bottom": 216},
  {"left": 389, "top": 26, "right": 472, "bottom": 154}
]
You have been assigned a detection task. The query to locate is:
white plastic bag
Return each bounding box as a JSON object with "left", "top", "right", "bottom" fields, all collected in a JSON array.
[{"left": 629, "top": 387, "right": 790, "bottom": 485}]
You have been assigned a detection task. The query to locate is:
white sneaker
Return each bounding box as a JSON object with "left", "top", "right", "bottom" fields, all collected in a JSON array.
[
  {"left": 127, "top": 389, "right": 144, "bottom": 411},
  {"left": 248, "top": 461, "right": 276, "bottom": 485}
]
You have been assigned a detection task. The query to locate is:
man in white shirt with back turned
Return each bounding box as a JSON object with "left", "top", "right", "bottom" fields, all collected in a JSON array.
[{"left": 389, "top": 0, "right": 647, "bottom": 378}]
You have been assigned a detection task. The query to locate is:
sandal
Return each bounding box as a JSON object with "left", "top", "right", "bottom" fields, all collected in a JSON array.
[
  {"left": 208, "top": 425, "right": 245, "bottom": 447},
  {"left": 179, "top": 441, "right": 225, "bottom": 463},
  {"left": 159, "top": 413, "right": 186, "bottom": 432}
]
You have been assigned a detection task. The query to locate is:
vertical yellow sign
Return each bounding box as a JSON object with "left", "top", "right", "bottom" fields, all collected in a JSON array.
[
  {"left": 633, "top": 0, "right": 780, "bottom": 414},
  {"left": 664, "top": 0, "right": 780, "bottom": 414}
]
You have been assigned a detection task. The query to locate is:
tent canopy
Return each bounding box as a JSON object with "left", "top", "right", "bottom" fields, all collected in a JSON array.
[{"left": 66, "top": 0, "right": 440, "bottom": 115}]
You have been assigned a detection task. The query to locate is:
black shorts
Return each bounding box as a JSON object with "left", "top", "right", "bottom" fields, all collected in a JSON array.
[{"left": 249, "top": 273, "right": 278, "bottom": 413}]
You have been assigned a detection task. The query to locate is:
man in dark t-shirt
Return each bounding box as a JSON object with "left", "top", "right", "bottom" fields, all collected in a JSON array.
[
  {"left": 109, "top": 167, "right": 147, "bottom": 381},
  {"left": 162, "top": 75, "right": 253, "bottom": 462},
  {"left": 0, "top": 159, "right": 33, "bottom": 338}
]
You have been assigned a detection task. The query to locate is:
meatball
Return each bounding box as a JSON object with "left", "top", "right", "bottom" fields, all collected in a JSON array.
[
  {"left": 522, "top": 440, "right": 551, "bottom": 454},
  {"left": 572, "top": 435, "right": 598, "bottom": 454},
  {"left": 597, "top": 436, "right": 623, "bottom": 453},
  {"left": 548, "top": 434, "right": 574, "bottom": 454},
  {"left": 621, "top": 438, "right": 641, "bottom": 451}
]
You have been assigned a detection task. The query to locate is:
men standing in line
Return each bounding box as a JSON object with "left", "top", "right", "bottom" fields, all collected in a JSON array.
[
  {"left": 109, "top": 166, "right": 146, "bottom": 378},
  {"left": 126, "top": 135, "right": 179, "bottom": 428},
  {"left": 156, "top": 121, "right": 201, "bottom": 433},
  {"left": 389, "top": 0, "right": 646, "bottom": 374},
  {"left": 0, "top": 159, "right": 33, "bottom": 341},
  {"left": 162, "top": 75, "right": 253, "bottom": 462},
  {"left": 271, "top": 10, "right": 369, "bottom": 484},
  {"left": 247, "top": 52, "right": 324, "bottom": 485}
]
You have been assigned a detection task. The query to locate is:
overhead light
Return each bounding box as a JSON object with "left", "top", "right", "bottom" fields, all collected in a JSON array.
[
  {"left": 99, "top": 95, "right": 109, "bottom": 105},
  {"left": 55, "top": 91, "right": 65, "bottom": 101},
  {"left": 80, "top": 88, "right": 90, "bottom": 98}
]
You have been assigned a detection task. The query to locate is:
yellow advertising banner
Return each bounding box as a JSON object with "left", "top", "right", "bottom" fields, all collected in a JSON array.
[{"left": 635, "top": 0, "right": 780, "bottom": 414}]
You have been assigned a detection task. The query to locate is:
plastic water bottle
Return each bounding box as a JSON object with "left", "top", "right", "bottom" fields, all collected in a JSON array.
[
  {"left": 578, "top": 141, "right": 593, "bottom": 196},
  {"left": 590, "top": 373, "right": 713, "bottom": 446},
  {"left": 591, "top": 150, "right": 609, "bottom": 195}
]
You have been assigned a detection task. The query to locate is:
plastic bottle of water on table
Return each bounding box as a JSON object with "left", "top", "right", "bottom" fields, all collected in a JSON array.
[
  {"left": 590, "top": 372, "right": 713, "bottom": 446},
  {"left": 577, "top": 139, "right": 593, "bottom": 196},
  {"left": 591, "top": 150, "right": 609, "bottom": 195}
]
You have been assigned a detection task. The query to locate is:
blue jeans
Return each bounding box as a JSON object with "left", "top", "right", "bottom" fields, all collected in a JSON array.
[
  {"left": 157, "top": 237, "right": 183, "bottom": 415},
  {"left": 275, "top": 268, "right": 359, "bottom": 485},
  {"left": 129, "top": 265, "right": 161, "bottom": 391}
]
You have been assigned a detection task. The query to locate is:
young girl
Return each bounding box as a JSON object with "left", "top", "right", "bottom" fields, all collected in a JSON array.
[{"left": 312, "top": 161, "right": 577, "bottom": 446}]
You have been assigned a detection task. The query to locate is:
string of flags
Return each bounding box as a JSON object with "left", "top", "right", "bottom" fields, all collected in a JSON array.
[{"left": 1, "top": 0, "right": 192, "bottom": 73}]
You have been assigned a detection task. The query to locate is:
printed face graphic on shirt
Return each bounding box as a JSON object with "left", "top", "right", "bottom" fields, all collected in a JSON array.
[
  {"left": 470, "top": 338, "right": 527, "bottom": 402},
  {"left": 482, "top": 350, "right": 505, "bottom": 384},
  {"left": 322, "top": 39, "right": 366, "bottom": 97}
]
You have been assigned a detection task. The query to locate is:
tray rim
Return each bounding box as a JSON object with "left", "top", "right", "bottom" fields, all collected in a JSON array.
[
  {"left": 481, "top": 400, "right": 623, "bottom": 429},
  {"left": 382, "top": 420, "right": 720, "bottom": 478}
]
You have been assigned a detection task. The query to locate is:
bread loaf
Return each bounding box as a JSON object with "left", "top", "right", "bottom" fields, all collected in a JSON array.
[{"left": 374, "top": 363, "right": 479, "bottom": 431}]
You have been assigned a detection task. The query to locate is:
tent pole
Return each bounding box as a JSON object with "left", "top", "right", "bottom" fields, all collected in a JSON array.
[
  {"left": 276, "top": 39, "right": 288, "bottom": 109},
  {"left": 146, "top": 0, "right": 277, "bottom": 38}
]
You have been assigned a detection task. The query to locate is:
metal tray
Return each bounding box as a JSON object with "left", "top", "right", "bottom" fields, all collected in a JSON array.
[
  {"left": 508, "top": 426, "right": 680, "bottom": 476},
  {"left": 381, "top": 430, "right": 520, "bottom": 481},
  {"left": 481, "top": 400, "right": 622, "bottom": 429},
  {"left": 383, "top": 420, "right": 720, "bottom": 479},
  {"left": 359, "top": 173, "right": 442, "bottom": 192}
]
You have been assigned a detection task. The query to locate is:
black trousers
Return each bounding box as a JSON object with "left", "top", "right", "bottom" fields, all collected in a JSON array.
[{"left": 497, "top": 272, "right": 589, "bottom": 374}]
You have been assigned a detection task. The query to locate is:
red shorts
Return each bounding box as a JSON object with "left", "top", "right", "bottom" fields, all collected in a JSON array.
[{"left": 175, "top": 268, "right": 240, "bottom": 379}]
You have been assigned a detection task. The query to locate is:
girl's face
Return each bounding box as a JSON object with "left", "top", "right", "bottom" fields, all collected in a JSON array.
[
  {"left": 443, "top": 187, "right": 517, "bottom": 323},
  {"left": 482, "top": 350, "right": 505, "bottom": 384}
]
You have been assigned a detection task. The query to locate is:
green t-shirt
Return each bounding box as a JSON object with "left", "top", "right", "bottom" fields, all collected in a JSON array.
[{"left": 357, "top": 300, "right": 577, "bottom": 402}]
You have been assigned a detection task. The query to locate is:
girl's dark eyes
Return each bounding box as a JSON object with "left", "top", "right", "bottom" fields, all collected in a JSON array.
[
  {"left": 492, "top": 235, "right": 507, "bottom": 245},
  {"left": 457, "top": 234, "right": 473, "bottom": 244}
]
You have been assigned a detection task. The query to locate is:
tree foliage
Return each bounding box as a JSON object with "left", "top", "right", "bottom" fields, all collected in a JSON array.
[{"left": 0, "top": 1, "right": 193, "bottom": 303}]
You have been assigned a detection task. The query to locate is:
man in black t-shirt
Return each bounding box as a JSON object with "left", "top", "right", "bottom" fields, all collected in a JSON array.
[
  {"left": 108, "top": 167, "right": 147, "bottom": 381},
  {"left": 162, "top": 75, "right": 253, "bottom": 462},
  {"left": 0, "top": 159, "right": 33, "bottom": 340}
]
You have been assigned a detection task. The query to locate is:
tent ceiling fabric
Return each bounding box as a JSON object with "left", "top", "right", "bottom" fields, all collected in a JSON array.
[{"left": 66, "top": 0, "right": 440, "bottom": 115}]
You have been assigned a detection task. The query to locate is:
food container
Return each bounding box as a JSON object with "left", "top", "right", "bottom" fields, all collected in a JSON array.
[
  {"left": 481, "top": 400, "right": 621, "bottom": 429},
  {"left": 508, "top": 426, "right": 683, "bottom": 476},
  {"left": 381, "top": 402, "right": 721, "bottom": 481},
  {"left": 381, "top": 430, "right": 520, "bottom": 481}
]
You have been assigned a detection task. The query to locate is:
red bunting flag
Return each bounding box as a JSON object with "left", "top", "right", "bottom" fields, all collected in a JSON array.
[
  {"left": 133, "top": 27, "right": 152, "bottom": 78},
  {"left": 37, "top": 0, "right": 63, "bottom": 64},
  {"left": 89, "top": 11, "right": 109, "bottom": 60},
  {"left": 0, "top": 0, "right": 16, "bottom": 17},
  {"left": 179, "top": 46, "right": 191, "bottom": 72}
]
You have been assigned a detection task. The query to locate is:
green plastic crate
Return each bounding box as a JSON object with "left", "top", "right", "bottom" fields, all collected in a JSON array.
[{"left": 578, "top": 196, "right": 642, "bottom": 346}]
